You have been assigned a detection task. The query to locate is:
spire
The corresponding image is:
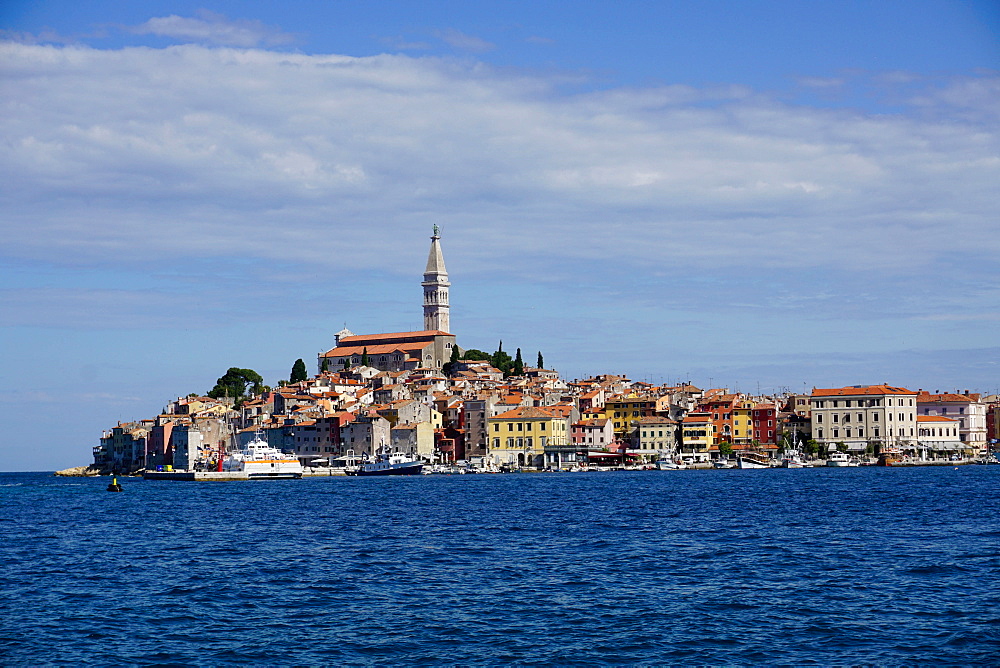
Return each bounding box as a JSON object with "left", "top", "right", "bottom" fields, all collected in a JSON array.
[
  {"left": 425, "top": 224, "right": 447, "bottom": 275},
  {"left": 422, "top": 226, "right": 451, "bottom": 333}
]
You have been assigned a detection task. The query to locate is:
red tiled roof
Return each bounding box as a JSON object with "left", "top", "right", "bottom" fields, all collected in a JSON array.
[{"left": 812, "top": 385, "right": 915, "bottom": 397}]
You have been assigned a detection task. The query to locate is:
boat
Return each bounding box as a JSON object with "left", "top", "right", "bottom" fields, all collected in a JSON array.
[
  {"left": 780, "top": 452, "right": 810, "bottom": 468},
  {"left": 656, "top": 459, "right": 687, "bottom": 470},
  {"left": 223, "top": 429, "right": 303, "bottom": 479},
  {"left": 713, "top": 459, "right": 735, "bottom": 469},
  {"left": 876, "top": 450, "right": 902, "bottom": 467},
  {"left": 346, "top": 449, "right": 423, "bottom": 476},
  {"left": 736, "top": 451, "right": 772, "bottom": 469},
  {"left": 826, "top": 451, "right": 858, "bottom": 467}
]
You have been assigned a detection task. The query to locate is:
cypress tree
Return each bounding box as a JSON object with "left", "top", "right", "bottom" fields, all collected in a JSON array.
[
  {"left": 536, "top": 351, "right": 544, "bottom": 369},
  {"left": 513, "top": 348, "right": 524, "bottom": 376},
  {"left": 361, "top": 347, "right": 370, "bottom": 367},
  {"left": 290, "top": 358, "right": 308, "bottom": 383}
]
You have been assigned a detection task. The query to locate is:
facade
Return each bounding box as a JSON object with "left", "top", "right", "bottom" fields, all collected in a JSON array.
[
  {"left": 489, "top": 406, "right": 569, "bottom": 468},
  {"left": 680, "top": 412, "right": 714, "bottom": 462},
  {"left": 916, "top": 415, "right": 964, "bottom": 459},
  {"left": 811, "top": 385, "right": 918, "bottom": 454},
  {"left": 916, "top": 391, "right": 987, "bottom": 455},
  {"left": 633, "top": 415, "right": 680, "bottom": 462}
]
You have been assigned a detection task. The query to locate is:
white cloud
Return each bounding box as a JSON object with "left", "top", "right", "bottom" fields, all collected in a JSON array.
[
  {"left": 436, "top": 29, "right": 495, "bottom": 53},
  {"left": 1, "top": 40, "right": 998, "bottom": 320},
  {"left": 128, "top": 10, "right": 295, "bottom": 47}
]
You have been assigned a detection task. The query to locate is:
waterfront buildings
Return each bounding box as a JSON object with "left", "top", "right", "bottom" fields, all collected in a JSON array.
[{"left": 91, "top": 230, "right": 995, "bottom": 472}]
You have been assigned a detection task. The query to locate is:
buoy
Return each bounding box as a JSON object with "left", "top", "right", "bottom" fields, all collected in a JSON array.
[{"left": 106, "top": 476, "right": 123, "bottom": 492}]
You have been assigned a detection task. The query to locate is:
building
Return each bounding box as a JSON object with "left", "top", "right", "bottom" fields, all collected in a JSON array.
[
  {"left": 811, "top": 385, "right": 918, "bottom": 455},
  {"left": 916, "top": 391, "right": 987, "bottom": 456},
  {"left": 318, "top": 229, "right": 457, "bottom": 373},
  {"left": 488, "top": 406, "right": 569, "bottom": 469}
]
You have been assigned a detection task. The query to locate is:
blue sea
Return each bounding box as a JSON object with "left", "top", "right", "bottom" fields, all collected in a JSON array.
[{"left": 2, "top": 467, "right": 999, "bottom": 665}]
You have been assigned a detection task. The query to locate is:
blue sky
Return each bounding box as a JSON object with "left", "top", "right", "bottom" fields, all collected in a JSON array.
[{"left": 2, "top": 1, "right": 998, "bottom": 470}]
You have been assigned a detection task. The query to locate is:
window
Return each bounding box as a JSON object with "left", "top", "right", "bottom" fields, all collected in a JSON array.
[
  {"left": 833, "top": 414, "right": 839, "bottom": 423},
  {"left": 817, "top": 414, "right": 824, "bottom": 423},
  {"left": 493, "top": 424, "right": 499, "bottom": 432},
  {"left": 858, "top": 413, "right": 863, "bottom": 422},
  {"left": 493, "top": 438, "right": 499, "bottom": 448},
  {"left": 508, "top": 424, "right": 513, "bottom": 431},
  {"left": 833, "top": 429, "right": 839, "bottom": 438},
  {"left": 506, "top": 438, "right": 514, "bottom": 448}
]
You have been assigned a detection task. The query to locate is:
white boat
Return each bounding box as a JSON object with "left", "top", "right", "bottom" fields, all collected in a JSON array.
[
  {"left": 780, "top": 453, "right": 810, "bottom": 468},
  {"left": 223, "top": 430, "right": 303, "bottom": 479},
  {"left": 656, "top": 459, "right": 687, "bottom": 470},
  {"left": 346, "top": 450, "right": 423, "bottom": 476},
  {"left": 736, "top": 452, "right": 772, "bottom": 469},
  {"left": 713, "top": 459, "right": 735, "bottom": 469},
  {"left": 826, "top": 451, "right": 858, "bottom": 467}
]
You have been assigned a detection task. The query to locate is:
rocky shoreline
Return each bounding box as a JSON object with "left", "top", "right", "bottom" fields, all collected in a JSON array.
[{"left": 54, "top": 465, "right": 108, "bottom": 477}]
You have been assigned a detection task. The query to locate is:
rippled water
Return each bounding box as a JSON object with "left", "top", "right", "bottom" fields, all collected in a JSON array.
[{"left": 2, "top": 467, "right": 999, "bottom": 665}]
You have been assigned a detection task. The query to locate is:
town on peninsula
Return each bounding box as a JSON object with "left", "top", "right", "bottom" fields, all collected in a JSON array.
[{"left": 76, "top": 229, "right": 1000, "bottom": 477}]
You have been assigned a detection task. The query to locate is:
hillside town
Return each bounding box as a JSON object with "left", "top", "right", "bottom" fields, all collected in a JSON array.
[{"left": 91, "top": 230, "right": 1000, "bottom": 474}]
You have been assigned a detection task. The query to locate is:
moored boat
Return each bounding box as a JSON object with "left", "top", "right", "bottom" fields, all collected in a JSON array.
[
  {"left": 347, "top": 450, "right": 423, "bottom": 476},
  {"left": 826, "top": 451, "right": 858, "bottom": 467},
  {"left": 223, "top": 430, "right": 303, "bottom": 479},
  {"left": 736, "top": 451, "right": 773, "bottom": 469}
]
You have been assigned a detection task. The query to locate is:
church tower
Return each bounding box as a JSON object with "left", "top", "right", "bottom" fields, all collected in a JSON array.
[{"left": 422, "top": 225, "right": 451, "bottom": 333}]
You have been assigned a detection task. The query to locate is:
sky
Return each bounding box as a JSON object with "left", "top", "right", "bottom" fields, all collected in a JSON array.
[{"left": 1, "top": 1, "right": 998, "bottom": 471}]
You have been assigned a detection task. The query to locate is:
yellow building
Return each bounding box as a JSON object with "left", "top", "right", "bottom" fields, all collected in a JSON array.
[
  {"left": 603, "top": 393, "right": 669, "bottom": 437},
  {"left": 680, "top": 412, "right": 716, "bottom": 462},
  {"left": 731, "top": 401, "right": 755, "bottom": 445},
  {"left": 488, "top": 406, "right": 569, "bottom": 469}
]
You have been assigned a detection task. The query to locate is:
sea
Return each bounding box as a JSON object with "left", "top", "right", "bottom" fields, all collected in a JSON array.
[{"left": 1, "top": 466, "right": 999, "bottom": 666}]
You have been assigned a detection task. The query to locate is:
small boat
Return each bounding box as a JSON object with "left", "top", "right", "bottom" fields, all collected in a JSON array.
[
  {"left": 736, "top": 451, "right": 772, "bottom": 469},
  {"left": 826, "top": 451, "right": 858, "bottom": 467},
  {"left": 656, "top": 459, "right": 687, "bottom": 470},
  {"left": 713, "top": 459, "right": 735, "bottom": 469},
  {"left": 780, "top": 453, "right": 810, "bottom": 468},
  {"left": 223, "top": 429, "right": 303, "bottom": 479},
  {"left": 876, "top": 451, "right": 902, "bottom": 467},
  {"left": 347, "top": 450, "right": 423, "bottom": 476}
]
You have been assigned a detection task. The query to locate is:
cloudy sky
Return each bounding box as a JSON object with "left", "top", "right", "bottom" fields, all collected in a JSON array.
[{"left": 2, "top": 1, "right": 998, "bottom": 470}]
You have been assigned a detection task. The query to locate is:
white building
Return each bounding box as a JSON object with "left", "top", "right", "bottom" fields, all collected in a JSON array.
[
  {"left": 917, "top": 391, "right": 987, "bottom": 455},
  {"left": 811, "top": 385, "right": 918, "bottom": 454}
]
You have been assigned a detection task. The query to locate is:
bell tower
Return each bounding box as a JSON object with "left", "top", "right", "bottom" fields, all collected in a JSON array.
[{"left": 422, "top": 225, "right": 451, "bottom": 333}]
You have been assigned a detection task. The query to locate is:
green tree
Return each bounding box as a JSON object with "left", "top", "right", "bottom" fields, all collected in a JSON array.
[
  {"left": 512, "top": 348, "right": 524, "bottom": 376},
  {"left": 536, "top": 351, "right": 544, "bottom": 369},
  {"left": 461, "top": 349, "right": 492, "bottom": 361},
  {"left": 342, "top": 358, "right": 350, "bottom": 371},
  {"left": 443, "top": 345, "right": 460, "bottom": 376},
  {"left": 321, "top": 357, "right": 330, "bottom": 373},
  {"left": 718, "top": 441, "right": 734, "bottom": 457},
  {"left": 836, "top": 441, "right": 848, "bottom": 453},
  {"left": 492, "top": 341, "right": 513, "bottom": 376},
  {"left": 361, "top": 347, "right": 370, "bottom": 367},
  {"left": 804, "top": 439, "right": 819, "bottom": 456},
  {"left": 207, "top": 368, "right": 264, "bottom": 405},
  {"left": 290, "top": 358, "right": 308, "bottom": 384}
]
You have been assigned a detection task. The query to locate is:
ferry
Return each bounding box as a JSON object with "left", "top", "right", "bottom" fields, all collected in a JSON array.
[{"left": 223, "top": 430, "right": 303, "bottom": 479}]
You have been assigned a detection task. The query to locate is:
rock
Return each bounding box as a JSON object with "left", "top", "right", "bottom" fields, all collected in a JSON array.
[{"left": 54, "top": 466, "right": 104, "bottom": 477}]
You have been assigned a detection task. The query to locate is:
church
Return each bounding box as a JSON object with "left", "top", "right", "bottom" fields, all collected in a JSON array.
[{"left": 318, "top": 227, "right": 458, "bottom": 372}]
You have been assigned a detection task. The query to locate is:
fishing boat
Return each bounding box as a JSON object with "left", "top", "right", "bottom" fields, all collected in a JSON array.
[
  {"left": 346, "top": 449, "right": 423, "bottom": 476},
  {"left": 223, "top": 429, "right": 303, "bottom": 479},
  {"left": 736, "top": 451, "right": 773, "bottom": 469},
  {"left": 656, "top": 459, "right": 687, "bottom": 470}
]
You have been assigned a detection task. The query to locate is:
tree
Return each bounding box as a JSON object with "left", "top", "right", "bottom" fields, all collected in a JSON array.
[
  {"left": 491, "top": 342, "right": 512, "bottom": 376},
  {"left": 836, "top": 441, "right": 848, "bottom": 453},
  {"left": 443, "top": 345, "right": 460, "bottom": 376},
  {"left": 719, "top": 442, "right": 733, "bottom": 457},
  {"left": 207, "top": 368, "right": 264, "bottom": 405},
  {"left": 290, "top": 358, "right": 308, "bottom": 384},
  {"left": 536, "top": 351, "right": 544, "bottom": 369},
  {"left": 461, "top": 349, "right": 492, "bottom": 361},
  {"left": 512, "top": 348, "right": 524, "bottom": 376},
  {"left": 321, "top": 357, "right": 330, "bottom": 373},
  {"left": 361, "top": 347, "right": 370, "bottom": 367}
]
